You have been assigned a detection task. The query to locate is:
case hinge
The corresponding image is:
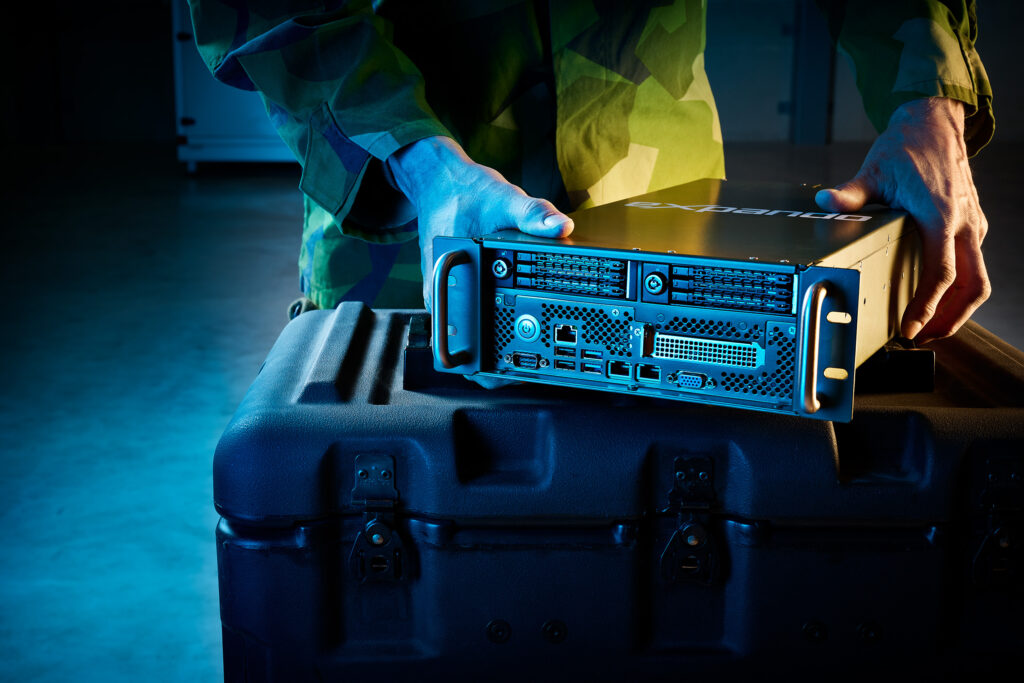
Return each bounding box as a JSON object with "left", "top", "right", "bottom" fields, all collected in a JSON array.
[
  {"left": 348, "top": 454, "right": 409, "bottom": 583},
  {"left": 660, "top": 456, "right": 721, "bottom": 586}
]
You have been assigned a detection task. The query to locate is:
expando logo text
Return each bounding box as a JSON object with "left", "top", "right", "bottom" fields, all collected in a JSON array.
[{"left": 625, "top": 202, "right": 871, "bottom": 222}]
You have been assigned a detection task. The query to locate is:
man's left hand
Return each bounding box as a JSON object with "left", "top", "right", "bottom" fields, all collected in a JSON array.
[{"left": 815, "top": 97, "right": 990, "bottom": 344}]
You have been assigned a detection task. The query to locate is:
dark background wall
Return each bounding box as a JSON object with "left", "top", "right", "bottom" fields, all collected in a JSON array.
[{"left": 1, "top": 0, "right": 176, "bottom": 146}]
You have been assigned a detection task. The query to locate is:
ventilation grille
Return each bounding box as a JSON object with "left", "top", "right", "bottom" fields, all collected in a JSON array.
[
  {"left": 657, "top": 316, "right": 761, "bottom": 342},
  {"left": 652, "top": 334, "right": 759, "bottom": 367},
  {"left": 717, "top": 323, "right": 796, "bottom": 399},
  {"left": 513, "top": 252, "right": 627, "bottom": 299},
  {"left": 540, "top": 303, "right": 633, "bottom": 356},
  {"left": 718, "top": 369, "right": 792, "bottom": 398},
  {"left": 493, "top": 305, "right": 515, "bottom": 361}
]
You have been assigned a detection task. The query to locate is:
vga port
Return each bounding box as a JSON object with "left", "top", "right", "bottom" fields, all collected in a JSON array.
[
  {"left": 512, "top": 352, "right": 540, "bottom": 370},
  {"left": 669, "top": 371, "right": 709, "bottom": 389}
]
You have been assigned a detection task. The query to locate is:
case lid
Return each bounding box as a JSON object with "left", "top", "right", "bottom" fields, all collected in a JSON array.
[
  {"left": 488, "top": 179, "right": 911, "bottom": 268},
  {"left": 214, "top": 305, "right": 1024, "bottom": 526}
]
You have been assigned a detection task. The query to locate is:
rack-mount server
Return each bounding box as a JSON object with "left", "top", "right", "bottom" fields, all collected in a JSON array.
[{"left": 431, "top": 180, "right": 919, "bottom": 422}]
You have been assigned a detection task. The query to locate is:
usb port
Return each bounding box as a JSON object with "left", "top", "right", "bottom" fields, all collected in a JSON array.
[
  {"left": 554, "top": 346, "right": 575, "bottom": 358},
  {"left": 636, "top": 364, "right": 661, "bottom": 383},
  {"left": 581, "top": 349, "right": 603, "bottom": 360},
  {"left": 554, "top": 359, "right": 575, "bottom": 371},
  {"left": 554, "top": 324, "right": 578, "bottom": 345},
  {"left": 607, "top": 360, "right": 631, "bottom": 379},
  {"left": 581, "top": 362, "right": 602, "bottom": 375}
]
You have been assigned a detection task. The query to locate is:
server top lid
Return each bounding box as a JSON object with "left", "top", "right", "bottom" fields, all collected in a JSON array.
[{"left": 487, "top": 179, "right": 909, "bottom": 267}]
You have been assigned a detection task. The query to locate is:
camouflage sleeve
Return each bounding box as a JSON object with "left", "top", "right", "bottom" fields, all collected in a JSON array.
[
  {"left": 817, "top": 0, "right": 993, "bottom": 156},
  {"left": 187, "top": 0, "right": 451, "bottom": 231}
]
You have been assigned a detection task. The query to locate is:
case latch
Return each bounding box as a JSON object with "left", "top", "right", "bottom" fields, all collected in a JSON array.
[
  {"left": 660, "top": 456, "right": 721, "bottom": 586},
  {"left": 971, "top": 455, "right": 1021, "bottom": 590},
  {"left": 348, "top": 454, "right": 409, "bottom": 583}
]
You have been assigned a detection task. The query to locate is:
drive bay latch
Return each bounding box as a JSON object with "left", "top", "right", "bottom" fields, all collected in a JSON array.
[
  {"left": 660, "top": 456, "right": 721, "bottom": 586},
  {"left": 348, "top": 453, "right": 409, "bottom": 582}
]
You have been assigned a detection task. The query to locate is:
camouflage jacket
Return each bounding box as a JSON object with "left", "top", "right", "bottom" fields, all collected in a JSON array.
[{"left": 189, "top": 0, "right": 993, "bottom": 307}]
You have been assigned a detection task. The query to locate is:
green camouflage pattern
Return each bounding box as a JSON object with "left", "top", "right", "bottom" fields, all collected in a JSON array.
[
  {"left": 816, "top": 0, "right": 993, "bottom": 156},
  {"left": 189, "top": 0, "right": 993, "bottom": 310}
]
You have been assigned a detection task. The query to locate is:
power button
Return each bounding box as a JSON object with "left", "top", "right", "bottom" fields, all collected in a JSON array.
[{"left": 515, "top": 314, "right": 540, "bottom": 342}]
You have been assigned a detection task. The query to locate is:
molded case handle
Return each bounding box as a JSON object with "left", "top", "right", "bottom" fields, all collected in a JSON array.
[
  {"left": 432, "top": 249, "right": 473, "bottom": 369},
  {"left": 800, "top": 281, "right": 829, "bottom": 414}
]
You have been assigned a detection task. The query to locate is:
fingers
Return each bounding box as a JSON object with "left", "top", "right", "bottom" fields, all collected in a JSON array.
[
  {"left": 509, "top": 194, "right": 574, "bottom": 238},
  {"left": 913, "top": 236, "right": 991, "bottom": 342},
  {"left": 899, "top": 197, "right": 989, "bottom": 342},
  {"left": 821, "top": 99, "right": 990, "bottom": 343},
  {"left": 817, "top": 161, "right": 988, "bottom": 342},
  {"left": 901, "top": 231, "right": 956, "bottom": 340},
  {"left": 814, "top": 174, "right": 878, "bottom": 214}
]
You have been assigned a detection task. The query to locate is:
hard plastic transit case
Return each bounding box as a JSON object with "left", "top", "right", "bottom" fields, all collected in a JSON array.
[{"left": 214, "top": 303, "right": 1024, "bottom": 682}]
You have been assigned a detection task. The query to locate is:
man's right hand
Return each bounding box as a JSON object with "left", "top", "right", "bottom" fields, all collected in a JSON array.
[{"left": 387, "top": 136, "right": 574, "bottom": 310}]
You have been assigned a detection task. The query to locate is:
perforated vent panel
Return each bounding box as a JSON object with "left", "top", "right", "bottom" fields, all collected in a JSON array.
[
  {"left": 716, "top": 323, "right": 796, "bottom": 400},
  {"left": 653, "top": 334, "right": 759, "bottom": 367},
  {"left": 657, "top": 316, "right": 761, "bottom": 342},
  {"left": 493, "top": 305, "right": 515, "bottom": 361},
  {"left": 540, "top": 303, "right": 633, "bottom": 356}
]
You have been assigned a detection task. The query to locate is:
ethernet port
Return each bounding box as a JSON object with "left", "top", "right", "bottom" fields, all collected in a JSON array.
[
  {"left": 554, "top": 324, "right": 578, "bottom": 346},
  {"left": 636, "top": 364, "right": 661, "bottom": 383},
  {"left": 607, "top": 360, "right": 631, "bottom": 379}
]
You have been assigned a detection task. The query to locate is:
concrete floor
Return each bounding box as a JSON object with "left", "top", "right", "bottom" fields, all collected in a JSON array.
[{"left": 0, "top": 142, "right": 1021, "bottom": 682}]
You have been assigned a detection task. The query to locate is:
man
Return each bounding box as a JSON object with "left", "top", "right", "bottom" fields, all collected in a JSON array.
[{"left": 190, "top": 0, "right": 992, "bottom": 344}]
